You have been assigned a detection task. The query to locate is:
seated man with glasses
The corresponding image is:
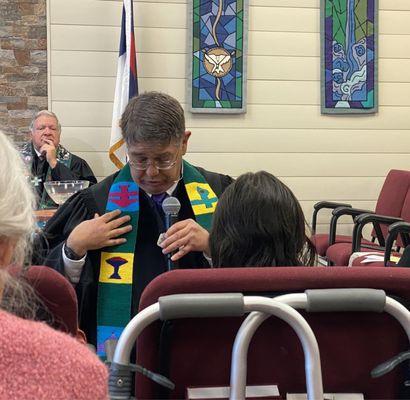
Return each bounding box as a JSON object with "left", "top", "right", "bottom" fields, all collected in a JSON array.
[{"left": 40, "top": 92, "right": 233, "bottom": 353}]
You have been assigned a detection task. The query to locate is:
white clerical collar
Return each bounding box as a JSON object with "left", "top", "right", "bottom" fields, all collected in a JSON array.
[
  {"left": 34, "top": 146, "right": 42, "bottom": 157},
  {"left": 146, "top": 179, "right": 179, "bottom": 198}
]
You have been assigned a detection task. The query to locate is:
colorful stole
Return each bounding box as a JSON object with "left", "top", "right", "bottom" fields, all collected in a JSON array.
[
  {"left": 22, "top": 142, "right": 72, "bottom": 209},
  {"left": 96, "top": 160, "right": 218, "bottom": 358}
]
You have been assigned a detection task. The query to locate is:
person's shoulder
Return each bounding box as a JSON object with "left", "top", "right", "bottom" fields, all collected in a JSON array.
[
  {"left": 194, "top": 166, "right": 234, "bottom": 192},
  {"left": 69, "top": 151, "right": 91, "bottom": 165},
  {"left": 0, "top": 310, "right": 108, "bottom": 399},
  {"left": 86, "top": 172, "right": 119, "bottom": 196}
]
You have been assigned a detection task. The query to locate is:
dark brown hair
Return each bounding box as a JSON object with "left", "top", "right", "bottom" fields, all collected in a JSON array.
[
  {"left": 209, "top": 171, "right": 315, "bottom": 267},
  {"left": 120, "top": 91, "right": 185, "bottom": 145}
]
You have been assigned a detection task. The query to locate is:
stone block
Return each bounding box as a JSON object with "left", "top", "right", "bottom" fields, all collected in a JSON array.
[
  {"left": 0, "top": 3, "right": 19, "bottom": 22},
  {"left": 10, "top": 116, "right": 33, "bottom": 128},
  {"left": 5, "top": 71, "right": 37, "bottom": 81},
  {"left": 1, "top": 37, "right": 26, "bottom": 50},
  {"left": 0, "top": 85, "right": 24, "bottom": 96},
  {"left": 24, "top": 82, "right": 47, "bottom": 96},
  {"left": 0, "top": 25, "right": 13, "bottom": 39},
  {"left": 18, "top": 3, "right": 34, "bottom": 16},
  {"left": 22, "top": 65, "right": 39, "bottom": 74},
  {"left": 0, "top": 49, "right": 17, "bottom": 67},
  {"left": 14, "top": 49, "right": 30, "bottom": 65},
  {"left": 28, "top": 25, "right": 46, "bottom": 39},
  {"left": 0, "top": 95, "right": 22, "bottom": 103},
  {"left": 9, "top": 108, "right": 33, "bottom": 118},
  {"left": 27, "top": 95, "right": 47, "bottom": 109},
  {"left": 7, "top": 98, "right": 28, "bottom": 110},
  {"left": 30, "top": 50, "right": 46, "bottom": 65},
  {"left": 34, "top": 1, "right": 46, "bottom": 16}
]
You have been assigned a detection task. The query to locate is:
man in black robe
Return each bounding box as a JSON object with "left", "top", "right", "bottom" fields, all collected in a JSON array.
[
  {"left": 22, "top": 110, "right": 97, "bottom": 209},
  {"left": 41, "top": 92, "right": 233, "bottom": 347}
]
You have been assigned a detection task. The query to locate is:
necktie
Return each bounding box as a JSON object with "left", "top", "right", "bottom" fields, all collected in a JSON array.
[
  {"left": 151, "top": 193, "right": 168, "bottom": 224},
  {"left": 152, "top": 192, "right": 168, "bottom": 209}
]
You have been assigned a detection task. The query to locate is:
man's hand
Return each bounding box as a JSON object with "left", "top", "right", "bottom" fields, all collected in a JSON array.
[
  {"left": 40, "top": 139, "right": 57, "bottom": 168},
  {"left": 66, "top": 210, "right": 132, "bottom": 257},
  {"left": 159, "top": 218, "right": 210, "bottom": 261}
]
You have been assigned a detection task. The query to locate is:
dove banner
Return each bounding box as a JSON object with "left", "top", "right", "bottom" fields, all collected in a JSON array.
[
  {"left": 188, "top": 0, "right": 248, "bottom": 114},
  {"left": 320, "top": 0, "right": 378, "bottom": 114}
]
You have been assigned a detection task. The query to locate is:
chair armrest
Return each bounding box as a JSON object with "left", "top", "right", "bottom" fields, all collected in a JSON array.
[
  {"left": 385, "top": 222, "right": 410, "bottom": 266},
  {"left": 352, "top": 213, "right": 404, "bottom": 253},
  {"left": 328, "top": 207, "right": 374, "bottom": 246},
  {"left": 312, "top": 201, "right": 352, "bottom": 233}
]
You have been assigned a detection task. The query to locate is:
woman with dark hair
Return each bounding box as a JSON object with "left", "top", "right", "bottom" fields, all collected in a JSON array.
[{"left": 209, "top": 171, "right": 315, "bottom": 267}]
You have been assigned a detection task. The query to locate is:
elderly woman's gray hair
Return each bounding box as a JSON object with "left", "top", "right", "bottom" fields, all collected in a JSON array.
[{"left": 0, "top": 132, "right": 36, "bottom": 265}]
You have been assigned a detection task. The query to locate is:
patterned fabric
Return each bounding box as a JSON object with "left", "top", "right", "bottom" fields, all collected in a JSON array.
[
  {"left": 96, "top": 160, "right": 218, "bottom": 358},
  {"left": 21, "top": 142, "right": 73, "bottom": 209},
  {"left": 321, "top": 0, "right": 378, "bottom": 114},
  {"left": 189, "top": 0, "right": 249, "bottom": 114}
]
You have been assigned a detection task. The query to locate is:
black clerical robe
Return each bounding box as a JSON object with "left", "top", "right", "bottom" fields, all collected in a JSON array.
[
  {"left": 41, "top": 166, "right": 233, "bottom": 345},
  {"left": 30, "top": 143, "right": 97, "bottom": 208}
]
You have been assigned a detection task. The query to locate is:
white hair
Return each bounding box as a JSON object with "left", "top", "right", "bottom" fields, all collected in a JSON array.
[
  {"left": 29, "top": 110, "right": 61, "bottom": 133},
  {"left": 0, "top": 132, "right": 36, "bottom": 265}
]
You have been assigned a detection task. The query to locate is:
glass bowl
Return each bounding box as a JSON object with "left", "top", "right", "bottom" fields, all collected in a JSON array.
[{"left": 44, "top": 180, "right": 90, "bottom": 205}]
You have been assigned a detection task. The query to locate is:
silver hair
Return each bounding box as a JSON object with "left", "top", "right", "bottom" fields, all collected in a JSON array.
[
  {"left": 0, "top": 132, "right": 36, "bottom": 266},
  {"left": 29, "top": 110, "right": 61, "bottom": 133},
  {"left": 0, "top": 132, "right": 48, "bottom": 321}
]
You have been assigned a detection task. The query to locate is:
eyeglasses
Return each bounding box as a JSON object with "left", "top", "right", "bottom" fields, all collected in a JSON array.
[{"left": 128, "top": 150, "right": 180, "bottom": 171}]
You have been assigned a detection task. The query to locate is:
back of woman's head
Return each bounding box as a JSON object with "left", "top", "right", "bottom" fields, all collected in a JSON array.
[
  {"left": 209, "top": 171, "right": 315, "bottom": 267},
  {"left": 0, "top": 132, "right": 36, "bottom": 266}
]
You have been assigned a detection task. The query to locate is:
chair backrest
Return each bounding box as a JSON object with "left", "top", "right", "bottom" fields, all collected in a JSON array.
[
  {"left": 374, "top": 170, "right": 410, "bottom": 240},
  {"left": 8, "top": 265, "right": 79, "bottom": 336},
  {"left": 397, "top": 190, "right": 410, "bottom": 247},
  {"left": 136, "top": 267, "right": 410, "bottom": 399}
]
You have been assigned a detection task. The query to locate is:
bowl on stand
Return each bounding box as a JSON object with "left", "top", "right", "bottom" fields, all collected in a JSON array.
[{"left": 44, "top": 180, "right": 90, "bottom": 206}]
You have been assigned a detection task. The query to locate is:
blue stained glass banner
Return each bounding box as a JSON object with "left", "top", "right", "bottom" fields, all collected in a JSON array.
[
  {"left": 321, "top": 0, "right": 378, "bottom": 114},
  {"left": 188, "top": 0, "right": 248, "bottom": 114}
]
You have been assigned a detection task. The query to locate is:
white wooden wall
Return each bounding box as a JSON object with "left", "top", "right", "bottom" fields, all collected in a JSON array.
[{"left": 48, "top": 0, "right": 410, "bottom": 234}]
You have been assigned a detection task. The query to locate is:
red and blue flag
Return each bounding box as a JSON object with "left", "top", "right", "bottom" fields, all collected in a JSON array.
[{"left": 109, "top": 0, "right": 138, "bottom": 169}]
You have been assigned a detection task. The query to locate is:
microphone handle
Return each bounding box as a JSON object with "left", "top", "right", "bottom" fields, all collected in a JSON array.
[
  {"left": 165, "top": 213, "right": 179, "bottom": 271},
  {"left": 165, "top": 213, "right": 178, "bottom": 231}
]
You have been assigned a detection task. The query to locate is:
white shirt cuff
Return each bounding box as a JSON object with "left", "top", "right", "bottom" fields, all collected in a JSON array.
[
  {"left": 62, "top": 243, "right": 86, "bottom": 284},
  {"left": 203, "top": 252, "right": 212, "bottom": 266}
]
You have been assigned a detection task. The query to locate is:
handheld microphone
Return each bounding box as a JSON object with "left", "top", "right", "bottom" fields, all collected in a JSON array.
[{"left": 162, "top": 196, "right": 181, "bottom": 271}]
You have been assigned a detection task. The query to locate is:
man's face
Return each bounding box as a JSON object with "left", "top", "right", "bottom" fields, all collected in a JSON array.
[
  {"left": 31, "top": 115, "right": 61, "bottom": 151},
  {"left": 127, "top": 131, "right": 190, "bottom": 195}
]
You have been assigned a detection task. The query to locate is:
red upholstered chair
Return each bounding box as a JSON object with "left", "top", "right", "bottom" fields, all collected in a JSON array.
[
  {"left": 327, "top": 184, "right": 410, "bottom": 266},
  {"left": 350, "top": 221, "right": 410, "bottom": 267},
  {"left": 8, "top": 265, "right": 81, "bottom": 339},
  {"left": 135, "top": 267, "right": 410, "bottom": 399},
  {"left": 311, "top": 170, "right": 410, "bottom": 261}
]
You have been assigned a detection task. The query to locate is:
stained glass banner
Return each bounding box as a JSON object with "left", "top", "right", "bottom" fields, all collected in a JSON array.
[
  {"left": 188, "top": 0, "right": 248, "bottom": 114},
  {"left": 321, "top": 0, "right": 378, "bottom": 114}
]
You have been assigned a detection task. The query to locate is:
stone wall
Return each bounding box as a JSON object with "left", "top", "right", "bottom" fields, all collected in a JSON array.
[{"left": 0, "top": 0, "right": 47, "bottom": 141}]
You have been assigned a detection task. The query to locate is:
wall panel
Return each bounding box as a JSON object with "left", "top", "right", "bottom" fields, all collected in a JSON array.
[{"left": 49, "top": 0, "right": 410, "bottom": 243}]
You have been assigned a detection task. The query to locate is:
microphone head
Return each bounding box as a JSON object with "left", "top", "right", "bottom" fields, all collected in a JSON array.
[{"left": 162, "top": 196, "right": 181, "bottom": 216}]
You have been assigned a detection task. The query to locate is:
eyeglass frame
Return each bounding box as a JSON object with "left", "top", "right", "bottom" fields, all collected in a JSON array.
[{"left": 127, "top": 144, "right": 182, "bottom": 171}]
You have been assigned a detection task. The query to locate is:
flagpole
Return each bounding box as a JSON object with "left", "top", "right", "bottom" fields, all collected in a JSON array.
[{"left": 109, "top": 0, "right": 138, "bottom": 169}]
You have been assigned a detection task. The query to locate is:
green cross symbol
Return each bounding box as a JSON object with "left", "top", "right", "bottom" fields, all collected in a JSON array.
[
  {"left": 191, "top": 186, "right": 217, "bottom": 209},
  {"left": 31, "top": 176, "right": 42, "bottom": 187}
]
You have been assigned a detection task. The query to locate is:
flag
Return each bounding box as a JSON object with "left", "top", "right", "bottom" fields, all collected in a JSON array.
[{"left": 109, "top": 0, "right": 138, "bottom": 169}]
